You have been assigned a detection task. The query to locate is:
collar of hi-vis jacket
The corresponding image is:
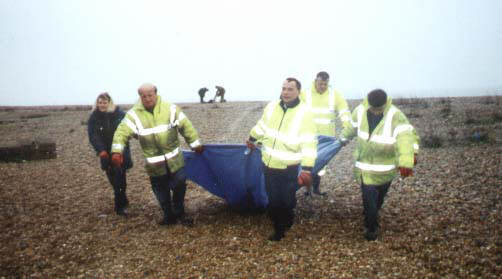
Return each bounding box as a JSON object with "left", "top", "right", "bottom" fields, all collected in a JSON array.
[
  {"left": 305, "top": 81, "right": 335, "bottom": 111},
  {"left": 126, "top": 95, "right": 182, "bottom": 138},
  {"left": 356, "top": 96, "right": 415, "bottom": 147},
  {"left": 279, "top": 97, "right": 300, "bottom": 111}
]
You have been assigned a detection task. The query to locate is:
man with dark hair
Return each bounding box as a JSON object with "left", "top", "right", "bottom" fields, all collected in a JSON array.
[
  {"left": 341, "top": 89, "right": 419, "bottom": 241},
  {"left": 247, "top": 77, "right": 317, "bottom": 241},
  {"left": 300, "top": 71, "right": 351, "bottom": 196},
  {"left": 316, "top": 71, "right": 330, "bottom": 81},
  {"left": 198, "top": 87, "right": 208, "bottom": 103}
]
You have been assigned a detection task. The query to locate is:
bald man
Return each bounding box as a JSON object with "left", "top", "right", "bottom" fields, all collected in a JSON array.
[{"left": 111, "top": 83, "right": 203, "bottom": 226}]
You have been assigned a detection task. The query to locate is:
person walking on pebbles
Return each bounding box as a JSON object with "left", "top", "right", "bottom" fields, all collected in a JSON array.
[
  {"left": 340, "top": 89, "right": 419, "bottom": 241},
  {"left": 247, "top": 77, "right": 317, "bottom": 241},
  {"left": 111, "top": 83, "right": 204, "bottom": 226},
  {"left": 300, "top": 71, "right": 351, "bottom": 196},
  {"left": 88, "top": 92, "right": 133, "bottom": 216}
]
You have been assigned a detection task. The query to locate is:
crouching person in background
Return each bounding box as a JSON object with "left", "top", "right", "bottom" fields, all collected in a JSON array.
[
  {"left": 340, "top": 89, "right": 419, "bottom": 241},
  {"left": 247, "top": 78, "right": 317, "bottom": 241},
  {"left": 111, "top": 83, "right": 204, "bottom": 226},
  {"left": 88, "top": 92, "right": 133, "bottom": 216}
]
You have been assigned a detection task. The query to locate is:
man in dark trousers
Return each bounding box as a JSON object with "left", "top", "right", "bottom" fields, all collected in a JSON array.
[
  {"left": 198, "top": 87, "right": 208, "bottom": 103},
  {"left": 247, "top": 78, "right": 317, "bottom": 241},
  {"left": 341, "top": 89, "right": 419, "bottom": 241},
  {"left": 112, "top": 83, "right": 204, "bottom": 226},
  {"left": 214, "top": 86, "right": 226, "bottom": 102}
]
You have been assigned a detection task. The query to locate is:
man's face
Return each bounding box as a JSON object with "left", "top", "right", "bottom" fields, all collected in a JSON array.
[
  {"left": 97, "top": 98, "right": 109, "bottom": 112},
  {"left": 139, "top": 87, "right": 157, "bottom": 110},
  {"left": 314, "top": 78, "right": 329, "bottom": 93},
  {"left": 281, "top": 80, "right": 300, "bottom": 104},
  {"left": 368, "top": 105, "right": 385, "bottom": 115}
]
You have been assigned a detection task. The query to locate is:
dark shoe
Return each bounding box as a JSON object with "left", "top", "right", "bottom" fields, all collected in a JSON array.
[
  {"left": 284, "top": 221, "right": 293, "bottom": 232},
  {"left": 116, "top": 208, "right": 128, "bottom": 217},
  {"left": 158, "top": 218, "right": 177, "bottom": 226},
  {"left": 179, "top": 215, "right": 194, "bottom": 227},
  {"left": 268, "top": 231, "right": 285, "bottom": 241},
  {"left": 364, "top": 228, "right": 379, "bottom": 241},
  {"left": 313, "top": 189, "right": 327, "bottom": 196}
]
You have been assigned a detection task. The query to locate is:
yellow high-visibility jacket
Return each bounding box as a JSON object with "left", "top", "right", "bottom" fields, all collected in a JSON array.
[
  {"left": 250, "top": 99, "right": 317, "bottom": 169},
  {"left": 112, "top": 96, "right": 201, "bottom": 177},
  {"left": 299, "top": 83, "right": 351, "bottom": 136},
  {"left": 341, "top": 97, "right": 419, "bottom": 185}
]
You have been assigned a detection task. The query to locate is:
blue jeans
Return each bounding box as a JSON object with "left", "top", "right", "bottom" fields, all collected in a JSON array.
[
  {"left": 264, "top": 164, "right": 299, "bottom": 233},
  {"left": 361, "top": 181, "right": 391, "bottom": 232},
  {"left": 150, "top": 167, "right": 187, "bottom": 221}
]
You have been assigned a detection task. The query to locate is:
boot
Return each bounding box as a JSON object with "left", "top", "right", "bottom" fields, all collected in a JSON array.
[
  {"left": 312, "top": 178, "right": 326, "bottom": 196},
  {"left": 268, "top": 209, "right": 287, "bottom": 241},
  {"left": 123, "top": 195, "right": 129, "bottom": 209},
  {"left": 364, "top": 227, "right": 379, "bottom": 241},
  {"left": 114, "top": 193, "right": 128, "bottom": 217},
  {"left": 268, "top": 230, "right": 285, "bottom": 241},
  {"left": 158, "top": 218, "right": 176, "bottom": 226},
  {"left": 116, "top": 207, "right": 128, "bottom": 217},
  {"left": 158, "top": 202, "right": 176, "bottom": 226},
  {"left": 284, "top": 210, "right": 294, "bottom": 232},
  {"left": 268, "top": 220, "right": 285, "bottom": 241},
  {"left": 121, "top": 184, "right": 129, "bottom": 209},
  {"left": 178, "top": 214, "right": 194, "bottom": 227},
  {"left": 313, "top": 188, "right": 327, "bottom": 196}
]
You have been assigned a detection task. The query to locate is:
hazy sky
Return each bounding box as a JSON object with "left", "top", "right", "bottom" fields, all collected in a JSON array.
[{"left": 1, "top": 0, "right": 501, "bottom": 106}]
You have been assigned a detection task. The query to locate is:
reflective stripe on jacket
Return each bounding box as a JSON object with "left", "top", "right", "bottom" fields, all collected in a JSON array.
[
  {"left": 250, "top": 99, "right": 317, "bottom": 169},
  {"left": 299, "top": 83, "right": 351, "bottom": 136},
  {"left": 112, "top": 95, "right": 201, "bottom": 177},
  {"left": 341, "top": 97, "right": 419, "bottom": 185}
]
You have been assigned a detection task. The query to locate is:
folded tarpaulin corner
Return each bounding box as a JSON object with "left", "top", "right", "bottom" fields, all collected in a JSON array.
[{"left": 183, "top": 136, "right": 342, "bottom": 210}]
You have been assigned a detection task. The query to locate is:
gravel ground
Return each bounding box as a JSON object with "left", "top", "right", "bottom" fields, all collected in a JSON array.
[{"left": 0, "top": 97, "right": 501, "bottom": 278}]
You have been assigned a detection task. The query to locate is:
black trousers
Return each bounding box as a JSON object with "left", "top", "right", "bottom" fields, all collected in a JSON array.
[
  {"left": 312, "top": 173, "right": 321, "bottom": 192},
  {"left": 150, "top": 167, "right": 187, "bottom": 221},
  {"left": 105, "top": 167, "right": 128, "bottom": 211},
  {"left": 360, "top": 181, "right": 391, "bottom": 232},
  {"left": 264, "top": 165, "right": 299, "bottom": 234}
]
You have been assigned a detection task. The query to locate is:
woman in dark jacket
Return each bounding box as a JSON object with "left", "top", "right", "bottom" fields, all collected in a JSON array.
[{"left": 88, "top": 92, "right": 132, "bottom": 216}]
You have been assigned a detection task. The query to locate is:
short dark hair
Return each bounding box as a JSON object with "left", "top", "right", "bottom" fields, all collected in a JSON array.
[
  {"left": 316, "top": 71, "right": 329, "bottom": 81},
  {"left": 368, "top": 89, "right": 387, "bottom": 107},
  {"left": 286, "top": 77, "right": 301, "bottom": 91}
]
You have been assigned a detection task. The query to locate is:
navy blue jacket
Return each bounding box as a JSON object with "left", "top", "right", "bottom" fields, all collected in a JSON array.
[{"left": 88, "top": 107, "right": 132, "bottom": 170}]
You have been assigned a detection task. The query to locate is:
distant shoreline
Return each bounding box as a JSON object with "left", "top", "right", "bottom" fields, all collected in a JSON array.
[{"left": 0, "top": 95, "right": 500, "bottom": 110}]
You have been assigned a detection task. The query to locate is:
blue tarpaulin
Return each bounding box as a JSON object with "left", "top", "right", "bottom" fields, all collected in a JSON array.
[{"left": 183, "top": 136, "right": 342, "bottom": 210}]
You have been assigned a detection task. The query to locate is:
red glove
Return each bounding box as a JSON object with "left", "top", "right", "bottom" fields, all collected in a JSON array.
[
  {"left": 111, "top": 153, "right": 123, "bottom": 168},
  {"left": 297, "top": 171, "right": 312, "bottom": 186},
  {"left": 193, "top": 145, "right": 204, "bottom": 154},
  {"left": 414, "top": 154, "right": 417, "bottom": 166},
  {"left": 399, "top": 167, "right": 413, "bottom": 177},
  {"left": 246, "top": 140, "right": 257, "bottom": 150},
  {"left": 99, "top": 151, "right": 109, "bottom": 159}
]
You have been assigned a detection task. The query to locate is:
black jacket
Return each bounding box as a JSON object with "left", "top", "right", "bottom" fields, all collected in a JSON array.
[{"left": 88, "top": 107, "right": 132, "bottom": 170}]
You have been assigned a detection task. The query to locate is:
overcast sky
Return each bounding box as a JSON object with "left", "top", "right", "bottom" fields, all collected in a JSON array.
[{"left": 1, "top": 0, "right": 501, "bottom": 106}]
